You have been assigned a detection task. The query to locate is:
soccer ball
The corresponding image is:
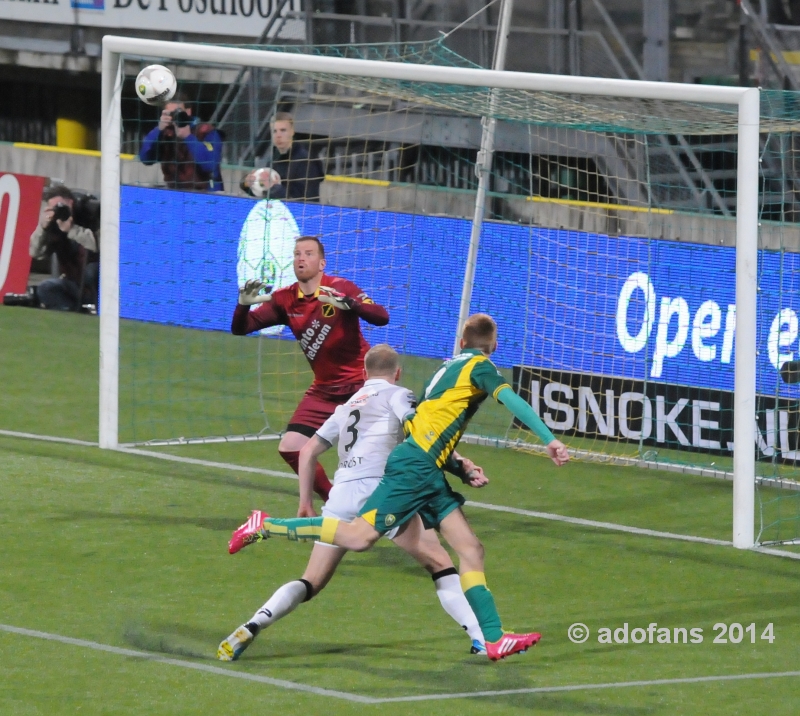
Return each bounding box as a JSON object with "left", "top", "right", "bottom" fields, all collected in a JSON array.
[
  {"left": 250, "top": 168, "right": 282, "bottom": 198},
  {"left": 135, "top": 65, "right": 177, "bottom": 106}
]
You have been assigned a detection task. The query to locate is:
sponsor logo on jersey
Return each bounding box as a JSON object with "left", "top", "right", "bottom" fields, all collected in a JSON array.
[
  {"left": 300, "top": 321, "right": 333, "bottom": 361},
  {"left": 307, "top": 324, "right": 332, "bottom": 360},
  {"left": 384, "top": 514, "right": 396, "bottom": 527},
  {"left": 321, "top": 304, "right": 336, "bottom": 318},
  {"left": 348, "top": 391, "right": 377, "bottom": 407}
]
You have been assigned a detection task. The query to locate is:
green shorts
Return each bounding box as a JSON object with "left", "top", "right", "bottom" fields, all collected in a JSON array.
[{"left": 358, "top": 441, "right": 465, "bottom": 534}]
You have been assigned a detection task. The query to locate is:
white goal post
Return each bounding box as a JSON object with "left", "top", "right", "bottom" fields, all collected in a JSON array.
[{"left": 99, "top": 35, "right": 761, "bottom": 549}]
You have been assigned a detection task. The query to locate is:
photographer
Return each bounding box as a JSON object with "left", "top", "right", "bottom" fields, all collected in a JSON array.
[
  {"left": 139, "top": 94, "right": 224, "bottom": 192},
  {"left": 29, "top": 186, "right": 98, "bottom": 312}
]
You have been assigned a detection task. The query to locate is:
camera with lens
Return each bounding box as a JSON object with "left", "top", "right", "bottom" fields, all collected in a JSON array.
[
  {"left": 43, "top": 202, "right": 73, "bottom": 250},
  {"left": 51, "top": 202, "right": 72, "bottom": 223},
  {"left": 3, "top": 286, "right": 39, "bottom": 308},
  {"left": 170, "top": 109, "right": 192, "bottom": 129}
]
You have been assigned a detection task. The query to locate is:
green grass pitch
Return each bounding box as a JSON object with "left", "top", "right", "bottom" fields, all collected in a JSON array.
[{"left": 2, "top": 307, "right": 800, "bottom": 715}]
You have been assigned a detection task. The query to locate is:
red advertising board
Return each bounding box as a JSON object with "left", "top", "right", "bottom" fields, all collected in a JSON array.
[{"left": 0, "top": 173, "right": 47, "bottom": 298}]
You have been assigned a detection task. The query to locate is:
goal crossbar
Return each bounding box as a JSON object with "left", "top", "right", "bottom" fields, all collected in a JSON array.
[
  {"left": 102, "top": 35, "right": 750, "bottom": 103},
  {"left": 99, "top": 35, "right": 760, "bottom": 549}
]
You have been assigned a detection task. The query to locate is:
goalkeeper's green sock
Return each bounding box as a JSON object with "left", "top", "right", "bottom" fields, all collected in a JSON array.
[
  {"left": 460, "top": 571, "right": 503, "bottom": 643},
  {"left": 261, "top": 515, "right": 339, "bottom": 543}
]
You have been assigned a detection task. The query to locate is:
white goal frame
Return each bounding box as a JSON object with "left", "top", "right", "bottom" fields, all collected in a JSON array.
[{"left": 99, "top": 35, "right": 760, "bottom": 549}]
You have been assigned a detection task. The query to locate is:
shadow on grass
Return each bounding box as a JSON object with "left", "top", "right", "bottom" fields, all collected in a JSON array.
[
  {"left": 492, "top": 694, "right": 655, "bottom": 715},
  {"left": 51, "top": 510, "right": 246, "bottom": 533},
  {"left": 123, "top": 621, "right": 655, "bottom": 712},
  {"left": 123, "top": 620, "right": 455, "bottom": 664},
  {"left": 123, "top": 622, "right": 212, "bottom": 660}
]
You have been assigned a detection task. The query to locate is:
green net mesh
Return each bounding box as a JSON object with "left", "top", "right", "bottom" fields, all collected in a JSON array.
[{"left": 214, "top": 40, "right": 800, "bottom": 135}]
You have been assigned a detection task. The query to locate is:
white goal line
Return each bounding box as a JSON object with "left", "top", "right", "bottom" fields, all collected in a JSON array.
[{"left": 2, "top": 428, "right": 799, "bottom": 560}]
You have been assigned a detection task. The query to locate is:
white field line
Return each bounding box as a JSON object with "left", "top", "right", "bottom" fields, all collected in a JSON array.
[
  {"left": 0, "top": 431, "right": 292, "bottom": 479},
  {"left": 461, "top": 434, "right": 800, "bottom": 491},
  {"left": 121, "top": 433, "right": 281, "bottom": 448},
  {"left": 116, "top": 446, "right": 298, "bottom": 480},
  {"left": 4, "top": 430, "right": 800, "bottom": 560},
  {"left": 0, "top": 429, "right": 97, "bottom": 447},
  {"left": 2, "top": 623, "right": 799, "bottom": 703},
  {"left": 0, "top": 624, "right": 372, "bottom": 703},
  {"left": 464, "top": 500, "right": 732, "bottom": 547},
  {"left": 753, "top": 545, "right": 800, "bottom": 559},
  {"left": 460, "top": 433, "right": 737, "bottom": 479},
  {"left": 370, "top": 670, "right": 800, "bottom": 703}
]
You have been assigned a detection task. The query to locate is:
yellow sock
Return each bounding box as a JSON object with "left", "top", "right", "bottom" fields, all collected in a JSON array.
[{"left": 319, "top": 517, "right": 339, "bottom": 545}]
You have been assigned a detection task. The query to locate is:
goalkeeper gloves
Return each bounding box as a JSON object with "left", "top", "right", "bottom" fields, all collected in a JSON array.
[
  {"left": 238, "top": 279, "right": 273, "bottom": 306},
  {"left": 318, "top": 286, "right": 356, "bottom": 311}
]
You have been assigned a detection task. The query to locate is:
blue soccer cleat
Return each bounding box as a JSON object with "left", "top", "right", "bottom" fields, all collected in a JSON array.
[{"left": 470, "top": 639, "right": 486, "bottom": 655}]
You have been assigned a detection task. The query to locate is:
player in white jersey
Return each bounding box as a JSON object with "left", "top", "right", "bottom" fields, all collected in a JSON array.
[
  {"left": 218, "top": 344, "right": 487, "bottom": 662},
  {"left": 311, "top": 360, "right": 418, "bottom": 531}
]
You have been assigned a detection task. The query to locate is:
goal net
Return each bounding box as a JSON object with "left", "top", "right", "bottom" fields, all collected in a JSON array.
[{"left": 102, "top": 35, "right": 800, "bottom": 548}]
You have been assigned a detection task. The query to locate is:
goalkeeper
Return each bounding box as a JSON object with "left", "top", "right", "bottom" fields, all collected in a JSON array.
[
  {"left": 232, "top": 236, "right": 389, "bottom": 501},
  {"left": 228, "top": 313, "right": 570, "bottom": 661}
]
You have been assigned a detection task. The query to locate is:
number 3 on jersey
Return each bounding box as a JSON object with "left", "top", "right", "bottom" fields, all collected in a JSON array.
[{"left": 344, "top": 409, "right": 361, "bottom": 451}]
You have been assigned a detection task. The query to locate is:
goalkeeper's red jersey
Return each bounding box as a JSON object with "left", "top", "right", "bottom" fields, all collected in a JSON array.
[{"left": 231, "top": 275, "right": 389, "bottom": 391}]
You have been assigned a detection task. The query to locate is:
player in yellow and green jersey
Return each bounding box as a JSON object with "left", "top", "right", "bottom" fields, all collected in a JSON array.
[{"left": 228, "top": 313, "right": 570, "bottom": 661}]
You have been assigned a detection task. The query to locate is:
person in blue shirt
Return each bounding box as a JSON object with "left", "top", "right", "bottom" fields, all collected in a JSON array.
[{"left": 139, "top": 95, "right": 224, "bottom": 192}]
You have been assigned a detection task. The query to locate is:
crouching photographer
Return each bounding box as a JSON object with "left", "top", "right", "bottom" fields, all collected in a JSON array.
[{"left": 27, "top": 186, "right": 98, "bottom": 312}]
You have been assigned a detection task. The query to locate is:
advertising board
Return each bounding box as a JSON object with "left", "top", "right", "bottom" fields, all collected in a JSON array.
[
  {"left": 0, "top": 173, "right": 46, "bottom": 298},
  {"left": 119, "top": 185, "right": 800, "bottom": 452}
]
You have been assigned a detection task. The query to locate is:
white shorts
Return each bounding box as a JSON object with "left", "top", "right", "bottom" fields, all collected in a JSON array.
[{"left": 321, "top": 477, "right": 398, "bottom": 540}]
